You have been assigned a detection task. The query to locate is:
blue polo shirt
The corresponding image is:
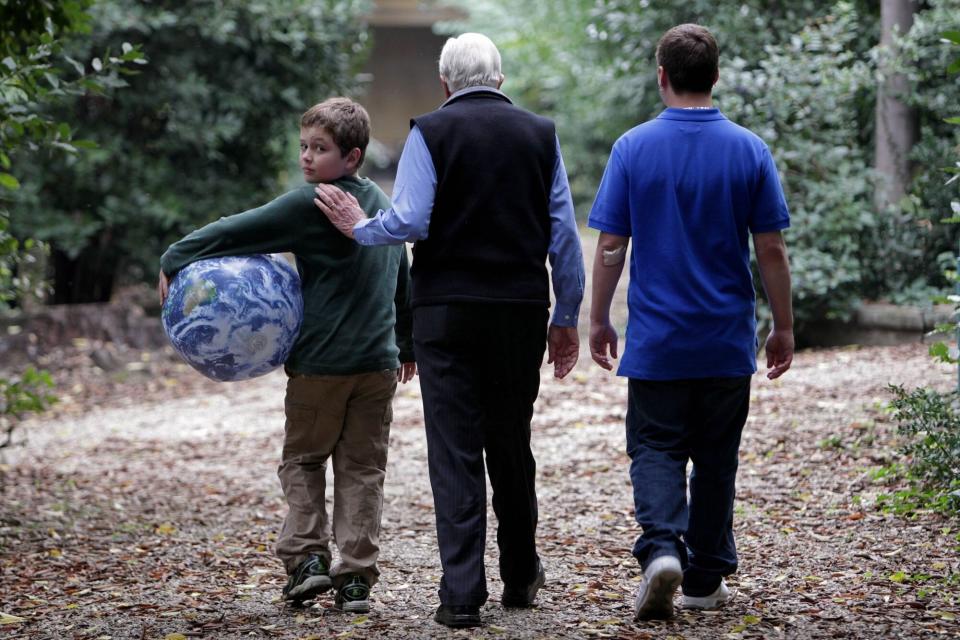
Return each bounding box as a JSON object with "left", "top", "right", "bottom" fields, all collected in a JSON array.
[{"left": 588, "top": 108, "right": 790, "bottom": 380}]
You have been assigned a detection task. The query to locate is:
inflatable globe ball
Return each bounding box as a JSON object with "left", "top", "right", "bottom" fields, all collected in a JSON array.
[{"left": 161, "top": 254, "right": 304, "bottom": 381}]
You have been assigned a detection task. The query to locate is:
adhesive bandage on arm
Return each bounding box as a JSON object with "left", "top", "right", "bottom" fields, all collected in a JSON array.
[{"left": 601, "top": 245, "right": 627, "bottom": 266}]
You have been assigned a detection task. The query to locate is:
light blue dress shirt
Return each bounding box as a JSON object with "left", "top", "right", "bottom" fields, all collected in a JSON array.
[{"left": 354, "top": 94, "right": 584, "bottom": 327}]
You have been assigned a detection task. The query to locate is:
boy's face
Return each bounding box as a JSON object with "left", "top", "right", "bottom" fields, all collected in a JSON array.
[{"left": 299, "top": 126, "right": 357, "bottom": 183}]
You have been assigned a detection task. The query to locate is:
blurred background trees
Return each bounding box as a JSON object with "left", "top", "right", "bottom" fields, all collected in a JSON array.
[
  {"left": 444, "top": 0, "right": 960, "bottom": 332},
  {"left": 1, "top": 0, "right": 958, "bottom": 333},
  {"left": 7, "top": 0, "right": 370, "bottom": 304},
  {"left": 1, "top": 0, "right": 141, "bottom": 310},
  {"left": 1, "top": 0, "right": 144, "bottom": 446}
]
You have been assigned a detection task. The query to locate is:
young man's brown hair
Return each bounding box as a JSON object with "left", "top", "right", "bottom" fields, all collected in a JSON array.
[
  {"left": 655, "top": 24, "right": 719, "bottom": 95},
  {"left": 301, "top": 97, "right": 371, "bottom": 167}
]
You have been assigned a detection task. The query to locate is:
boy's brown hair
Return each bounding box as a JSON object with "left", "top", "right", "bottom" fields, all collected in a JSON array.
[
  {"left": 655, "top": 24, "right": 719, "bottom": 95},
  {"left": 301, "top": 97, "right": 370, "bottom": 167}
]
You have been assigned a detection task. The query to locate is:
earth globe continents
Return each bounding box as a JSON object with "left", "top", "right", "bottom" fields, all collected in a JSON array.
[{"left": 161, "top": 254, "right": 304, "bottom": 381}]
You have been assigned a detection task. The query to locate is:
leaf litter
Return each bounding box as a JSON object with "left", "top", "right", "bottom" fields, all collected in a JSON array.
[{"left": 1, "top": 341, "right": 959, "bottom": 638}]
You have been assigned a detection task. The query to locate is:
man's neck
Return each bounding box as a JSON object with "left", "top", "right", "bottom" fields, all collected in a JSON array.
[{"left": 663, "top": 91, "right": 713, "bottom": 109}]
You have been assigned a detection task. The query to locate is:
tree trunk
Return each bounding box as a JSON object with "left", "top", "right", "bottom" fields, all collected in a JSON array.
[{"left": 875, "top": 0, "right": 919, "bottom": 208}]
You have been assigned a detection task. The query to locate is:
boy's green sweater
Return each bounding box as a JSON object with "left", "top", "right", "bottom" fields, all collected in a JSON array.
[{"left": 160, "top": 176, "right": 413, "bottom": 375}]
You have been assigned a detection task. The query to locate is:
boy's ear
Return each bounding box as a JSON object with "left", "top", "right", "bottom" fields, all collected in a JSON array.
[{"left": 345, "top": 147, "right": 362, "bottom": 172}]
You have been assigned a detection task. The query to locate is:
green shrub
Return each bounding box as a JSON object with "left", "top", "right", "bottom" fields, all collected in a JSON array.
[
  {"left": 888, "top": 384, "right": 960, "bottom": 513},
  {"left": 1, "top": 1, "right": 142, "bottom": 454},
  {"left": 1, "top": 367, "right": 56, "bottom": 450}
]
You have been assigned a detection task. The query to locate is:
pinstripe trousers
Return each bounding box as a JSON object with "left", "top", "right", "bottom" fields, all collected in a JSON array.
[{"left": 413, "top": 303, "right": 548, "bottom": 607}]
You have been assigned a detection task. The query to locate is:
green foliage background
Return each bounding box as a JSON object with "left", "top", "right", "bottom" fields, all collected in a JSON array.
[
  {"left": 445, "top": 0, "right": 960, "bottom": 329},
  {"left": 9, "top": 0, "right": 371, "bottom": 303},
  {"left": 3, "top": 0, "right": 960, "bottom": 329},
  {"left": 0, "top": 0, "right": 143, "bottom": 447}
]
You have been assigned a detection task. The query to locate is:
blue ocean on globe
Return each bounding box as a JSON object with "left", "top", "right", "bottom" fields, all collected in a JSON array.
[{"left": 161, "top": 254, "right": 304, "bottom": 381}]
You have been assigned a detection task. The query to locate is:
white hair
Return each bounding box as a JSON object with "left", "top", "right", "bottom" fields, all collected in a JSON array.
[{"left": 438, "top": 32, "right": 503, "bottom": 93}]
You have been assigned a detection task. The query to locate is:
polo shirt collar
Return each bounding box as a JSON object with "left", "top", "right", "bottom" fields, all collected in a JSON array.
[{"left": 658, "top": 107, "right": 725, "bottom": 121}]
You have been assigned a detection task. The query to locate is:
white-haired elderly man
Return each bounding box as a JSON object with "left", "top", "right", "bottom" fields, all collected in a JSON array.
[{"left": 315, "top": 32, "right": 584, "bottom": 628}]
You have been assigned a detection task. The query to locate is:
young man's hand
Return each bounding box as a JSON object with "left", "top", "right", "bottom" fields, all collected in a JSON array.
[
  {"left": 157, "top": 270, "right": 170, "bottom": 306},
  {"left": 589, "top": 321, "right": 619, "bottom": 371},
  {"left": 547, "top": 324, "right": 579, "bottom": 379},
  {"left": 764, "top": 327, "right": 794, "bottom": 379},
  {"left": 398, "top": 362, "right": 417, "bottom": 384},
  {"left": 314, "top": 184, "right": 364, "bottom": 239}
]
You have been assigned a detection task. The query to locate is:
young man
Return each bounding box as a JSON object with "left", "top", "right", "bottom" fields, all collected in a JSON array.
[
  {"left": 315, "top": 33, "right": 584, "bottom": 629},
  {"left": 159, "top": 98, "right": 415, "bottom": 613},
  {"left": 587, "top": 24, "right": 794, "bottom": 620}
]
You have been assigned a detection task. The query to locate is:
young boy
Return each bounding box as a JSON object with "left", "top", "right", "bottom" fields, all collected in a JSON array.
[{"left": 158, "top": 98, "right": 415, "bottom": 613}]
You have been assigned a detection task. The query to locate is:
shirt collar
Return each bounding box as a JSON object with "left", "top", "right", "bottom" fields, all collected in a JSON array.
[
  {"left": 657, "top": 107, "right": 725, "bottom": 121},
  {"left": 441, "top": 85, "right": 513, "bottom": 108}
]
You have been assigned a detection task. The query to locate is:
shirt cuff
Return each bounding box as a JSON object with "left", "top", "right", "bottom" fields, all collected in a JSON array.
[
  {"left": 353, "top": 219, "right": 375, "bottom": 245},
  {"left": 551, "top": 301, "right": 581, "bottom": 327}
]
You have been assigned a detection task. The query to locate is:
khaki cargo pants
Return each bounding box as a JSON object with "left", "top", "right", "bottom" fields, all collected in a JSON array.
[{"left": 276, "top": 368, "right": 397, "bottom": 587}]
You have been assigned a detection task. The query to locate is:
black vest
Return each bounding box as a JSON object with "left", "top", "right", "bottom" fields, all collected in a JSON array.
[{"left": 410, "top": 89, "right": 555, "bottom": 307}]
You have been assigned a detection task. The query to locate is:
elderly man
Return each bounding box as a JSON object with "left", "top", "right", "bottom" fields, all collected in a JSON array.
[{"left": 315, "top": 33, "right": 584, "bottom": 628}]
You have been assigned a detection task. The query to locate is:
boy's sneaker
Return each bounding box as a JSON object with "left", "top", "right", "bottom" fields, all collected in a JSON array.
[
  {"left": 682, "top": 579, "right": 731, "bottom": 610},
  {"left": 634, "top": 555, "right": 682, "bottom": 621},
  {"left": 335, "top": 574, "right": 370, "bottom": 613},
  {"left": 283, "top": 554, "right": 332, "bottom": 603}
]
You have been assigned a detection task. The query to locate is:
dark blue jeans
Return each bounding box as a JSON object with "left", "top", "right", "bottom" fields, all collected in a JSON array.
[{"left": 626, "top": 376, "right": 751, "bottom": 597}]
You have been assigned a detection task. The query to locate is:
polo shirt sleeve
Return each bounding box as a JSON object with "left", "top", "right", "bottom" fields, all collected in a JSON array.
[
  {"left": 587, "top": 143, "right": 632, "bottom": 237},
  {"left": 748, "top": 145, "right": 790, "bottom": 234}
]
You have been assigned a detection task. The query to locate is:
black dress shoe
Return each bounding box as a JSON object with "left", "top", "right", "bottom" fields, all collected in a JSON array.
[
  {"left": 434, "top": 604, "right": 482, "bottom": 628},
  {"left": 502, "top": 560, "right": 546, "bottom": 608}
]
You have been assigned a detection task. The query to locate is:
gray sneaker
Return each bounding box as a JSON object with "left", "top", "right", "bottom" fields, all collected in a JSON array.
[
  {"left": 634, "top": 555, "right": 682, "bottom": 620},
  {"left": 282, "top": 554, "right": 333, "bottom": 603},
  {"left": 682, "top": 579, "right": 731, "bottom": 610}
]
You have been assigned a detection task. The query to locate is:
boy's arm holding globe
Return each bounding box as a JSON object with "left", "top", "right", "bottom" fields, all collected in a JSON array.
[{"left": 157, "top": 188, "right": 322, "bottom": 304}]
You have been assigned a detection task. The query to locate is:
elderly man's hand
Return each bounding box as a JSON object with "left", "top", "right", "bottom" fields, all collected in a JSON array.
[
  {"left": 314, "top": 184, "right": 365, "bottom": 239},
  {"left": 548, "top": 324, "right": 579, "bottom": 379}
]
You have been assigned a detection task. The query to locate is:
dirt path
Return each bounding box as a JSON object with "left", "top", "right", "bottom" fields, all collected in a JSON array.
[{"left": 2, "top": 340, "right": 959, "bottom": 639}]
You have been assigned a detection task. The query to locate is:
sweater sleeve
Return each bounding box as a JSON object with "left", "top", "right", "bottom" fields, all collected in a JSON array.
[{"left": 160, "top": 189, "right": 312, "bottom": 275}]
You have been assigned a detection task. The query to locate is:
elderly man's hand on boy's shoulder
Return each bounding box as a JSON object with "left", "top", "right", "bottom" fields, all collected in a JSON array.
[{"left": 314, "top": 184, "right": 364, "bottom": 239}]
